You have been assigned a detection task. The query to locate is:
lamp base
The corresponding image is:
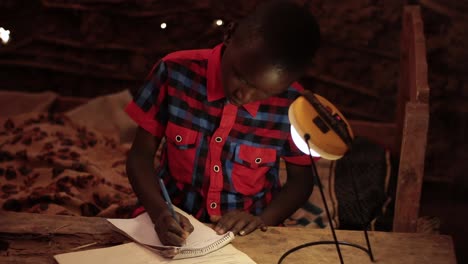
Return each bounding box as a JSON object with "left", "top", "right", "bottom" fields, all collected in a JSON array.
[
  {"left": 277, "top": 135, "right": 375, "bottom": 264},
  {"left": 277, "top": 231, "right": 375, "bottom": 264}
]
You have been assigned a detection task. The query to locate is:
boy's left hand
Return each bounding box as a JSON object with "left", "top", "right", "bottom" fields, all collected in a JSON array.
[{"left": 213, "top": 210, "right": 268, "bottom": 236}]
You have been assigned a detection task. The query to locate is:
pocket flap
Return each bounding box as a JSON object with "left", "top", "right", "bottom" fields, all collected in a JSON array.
[
  {"left": 166, "top": 122, "right": 198, "bottom": 146},
  {"left": 237, "top": 145, "right": 277, "bottom": 168}
]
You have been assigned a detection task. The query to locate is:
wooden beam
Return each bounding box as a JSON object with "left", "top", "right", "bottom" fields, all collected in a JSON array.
[
  {"left": 395, "top": 5, "right": 429, "bottom": 154},
  {"left": 0, "top": 211, "right": 118, "bottom": 235},
  {"left": 393, "top": 6, "right": 430, "bottom": 233},
  {"left": 0, "top": 211, "right": 129, "bottom": 264},
  {"left": 0, "top": 36, "right": 36, "bottom": 54},
  {"left": 0, "top": 60, "right": 139, "bottom": 81},
  {"left": 41, "top": 0, "right": 208, "bottom": 17},
  {"left": 419, "top": 0, "right": 466, "bottom": 18},
  {"left": 305, "top": 69, "right": 384, "bottom": 100},
  {"left": 348, "top": 120, "right": 397, "bottom": 153},
  {"left": 338, "top": 105, "right": 388, "bottom": 122},
  {"left": 322, "top": 39, "right": 399, "bottom": 60},
  {"left": 0, "top": 211, "right": 458, "bottom": 264},
  {"left": 0, "top": 257, "right": 52, "bottom": 264},
  {"left": 9, "top": 50, "right": 120, "bottom": 72},
  {"left": 393, "top": 102, "right": 429, "bottom": 232},
  {"left": 37, "top": 35, "right": 152, "bottom": 53}
]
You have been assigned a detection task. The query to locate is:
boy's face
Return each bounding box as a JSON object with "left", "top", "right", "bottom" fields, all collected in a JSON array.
[{"left": 221, "top": 36, "right": 297, "bottom": 106}]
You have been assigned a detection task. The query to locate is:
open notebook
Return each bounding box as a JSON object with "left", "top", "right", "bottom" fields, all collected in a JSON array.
[
  {"left": 54, "top": 242, "right": 256, "bottom": 264},
  {"left": 106, "top": 207, "right": 235, "bottom": 259}
]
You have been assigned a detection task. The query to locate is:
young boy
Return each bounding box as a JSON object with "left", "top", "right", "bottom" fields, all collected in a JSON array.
[{"left": 125, "top": 0, "right": 321, "bottom": 246}]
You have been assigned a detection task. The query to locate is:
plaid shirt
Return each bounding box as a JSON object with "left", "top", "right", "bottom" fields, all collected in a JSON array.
[{"left": 125, "top": 44, "right": 310, "bottom": 221}]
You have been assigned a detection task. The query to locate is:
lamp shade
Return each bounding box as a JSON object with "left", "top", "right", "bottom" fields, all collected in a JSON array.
[{"left": 288, "top": 91, "right": 354, "bottom": 160}]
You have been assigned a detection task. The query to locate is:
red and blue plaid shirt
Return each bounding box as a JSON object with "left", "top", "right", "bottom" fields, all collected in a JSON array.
[{"left": 125, "top": 44, "right": 310, "bottom": 221}]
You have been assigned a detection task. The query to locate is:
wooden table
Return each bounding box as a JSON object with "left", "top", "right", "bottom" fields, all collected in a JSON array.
[{"left": 0, "top": 211, "right": 457, "bottom": 264}]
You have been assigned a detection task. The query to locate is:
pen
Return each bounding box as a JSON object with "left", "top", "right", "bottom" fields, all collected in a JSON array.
[{"left": 158, "top": 177, "right": 179, "bottom": 223}]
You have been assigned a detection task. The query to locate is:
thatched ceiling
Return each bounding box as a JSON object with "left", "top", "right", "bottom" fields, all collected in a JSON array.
[
  {"left": 0, "top": 0, "right": 408, "bottom": 122},
  {"left": 0, "top": 0, "right": 466, "bottom": 124}
]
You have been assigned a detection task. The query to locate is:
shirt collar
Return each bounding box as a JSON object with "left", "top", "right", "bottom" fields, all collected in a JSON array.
[{"left": 207, "top": 43, "right": 259, "bottom": 117}]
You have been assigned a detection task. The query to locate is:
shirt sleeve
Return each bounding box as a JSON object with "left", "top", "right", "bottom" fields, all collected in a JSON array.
[
  {"left": 125, "top": 60, "right": 169, "bottom": 138},
  {"left": 281, "top": 133, "right": 315, "bottom": 165}
]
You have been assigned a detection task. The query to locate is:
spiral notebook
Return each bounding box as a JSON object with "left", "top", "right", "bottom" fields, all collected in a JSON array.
[
  {"left": 54, "top": 242, "right": 256, "bottom": 264},
  {"left": 106, "top": 207, "right": 235, "bottom": 259}
]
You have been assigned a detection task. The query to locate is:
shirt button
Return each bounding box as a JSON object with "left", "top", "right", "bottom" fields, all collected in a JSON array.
[
  {"left": 255, "top": 158, "right": 262, "bottom": 164},
  {"left": 215, "top": 137, "right": 222, "bottom": 143},
  {"left": 175, "top": 135, "right": 182, "bottom": 142},
  {"left": 213, "top": 165, "right": 220, "bottom": 172},
  {"left": 210, "top": 202, "right": 217, "bottom": 209}
]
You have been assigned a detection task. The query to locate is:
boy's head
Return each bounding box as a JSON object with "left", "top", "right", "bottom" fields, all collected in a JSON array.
[{"left": 221, "top": 0, "right": 320, "bottom": 106}]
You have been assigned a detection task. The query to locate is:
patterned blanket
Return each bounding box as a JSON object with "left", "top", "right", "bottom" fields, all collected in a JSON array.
[{"left": 0, "top": 112, "right": 137, "bottom": 218}]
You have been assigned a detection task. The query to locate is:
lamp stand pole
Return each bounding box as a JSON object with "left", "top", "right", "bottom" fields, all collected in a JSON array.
[
  {"left": 306, "top": 135, "right": 345, "bottom": 264},
  {"left": 277, "top": 134, "right": 375, "bottom": 264}
]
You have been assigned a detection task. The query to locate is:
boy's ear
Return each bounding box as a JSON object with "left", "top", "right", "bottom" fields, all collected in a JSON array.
[{"left": 223, "top": 22, "right": 237, "bottom": 45}]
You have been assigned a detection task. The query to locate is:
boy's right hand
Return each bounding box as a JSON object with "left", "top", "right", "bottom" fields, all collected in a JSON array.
[{"left": 154, "top": 211, "right": 194, "bottom": 246}]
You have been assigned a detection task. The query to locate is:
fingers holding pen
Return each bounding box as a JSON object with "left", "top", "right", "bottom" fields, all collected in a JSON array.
[
  {"left": 155, "top": 212, "right": 193, "bottom": 246},
  {"left": 178, "top": 212, "right": 194, "bottom": 238}
]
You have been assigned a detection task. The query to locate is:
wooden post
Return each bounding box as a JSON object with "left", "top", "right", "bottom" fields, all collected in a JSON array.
[
  {"left": 393, "top": 5, "right": 430, "bottom": 233},
  {"left": 393, "top": 102, "right": 429, "bottom": 232},
  {"left": 395, "top": 5, "right": 430, "bottom": 153}
]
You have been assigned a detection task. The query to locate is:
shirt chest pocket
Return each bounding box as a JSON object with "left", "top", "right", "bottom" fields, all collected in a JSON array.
[
  {"left": 231, "top": 145, "right": 277, "bottom": 196},
  {"left": 165, "top": 122, "right": 199, "bottom": 184}
]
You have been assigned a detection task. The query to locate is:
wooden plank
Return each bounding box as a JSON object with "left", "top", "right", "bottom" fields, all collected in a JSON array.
[
  {"left": 0, "top": 210, "right": 117, "bottom": 235},
  {"left": 339, "top": 105, "right": 388, "bottom": 122},
  {"left": 420, "top": 0, "right": 466, "bottom": 18},
  {"left": 233, "top": 227, "right": 456, "bottom": 264},
  {"left": 393, "top": 102, "right": 429, "bottom": 232},
  {"left": 395, "top": 5, "right": 430, "bottom": 153},
  {"left": 306, "top": 69, "right": 383, "bottom": 100},
  {"left": 407, "top": 7, "right": 430, "bottom": 104},
  {"left": 348, "top": 120, "right": 397, "bottom": 153},
  {"left": 392, "top": 5, "right": 431, "bottom": 233},
  {"left": 0, "top": 211, "right": 129, "bottom": 264},
  {"left": 0, "top": 59, "right": 138, "bottom": 81},
  {"left": 0, "top": 212, "right": 456, "bottom": 264},
  {"left": 0, "top": 256, "right": 52, "bottom": 264}
]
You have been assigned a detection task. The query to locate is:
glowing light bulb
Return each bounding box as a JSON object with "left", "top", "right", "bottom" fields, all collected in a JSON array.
[
  {"left": 215, "top": 19, "right": 223, "bottom": 26},
  {"left": 160, "top": 23, "right": 167, "bottom": 29},
  {"left": 290, "top": 125, "right": 321, "bottom": 157},
  {"left": 0, "top": 27, "right": 11, "bottom": 44}
]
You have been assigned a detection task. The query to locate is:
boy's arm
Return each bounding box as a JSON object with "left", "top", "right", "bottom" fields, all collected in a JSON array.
[
  {"left": 260, "top": 162, "right": 314, "bottom": 226},
  {"left": 126, "top": 127, "right": 193, "bottom": 245}
]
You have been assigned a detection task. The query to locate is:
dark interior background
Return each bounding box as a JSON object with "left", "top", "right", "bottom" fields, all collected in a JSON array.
[{"left": 1, "top": 0, "right": 467, "bottom": 262}]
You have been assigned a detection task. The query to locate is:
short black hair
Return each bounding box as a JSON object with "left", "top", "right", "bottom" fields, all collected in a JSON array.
[{"left": 235, "top": 0, "right": 320, "bottom": 73}]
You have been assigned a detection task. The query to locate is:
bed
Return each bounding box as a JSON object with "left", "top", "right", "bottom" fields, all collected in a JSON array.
[{"left": 0, "top": 6, "right": 428, "bottom": 233}]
